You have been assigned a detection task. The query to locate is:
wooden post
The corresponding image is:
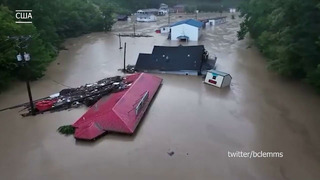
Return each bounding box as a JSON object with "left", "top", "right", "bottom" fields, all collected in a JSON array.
[
  {"left": 119, "top": 33, "right": 122, "bottom": 49},
  {"left": 123, "top": 43, "right": 126, "bottom": 72},
  {"left": 133, "top": 23, "right": 136, "bottom": 36}
]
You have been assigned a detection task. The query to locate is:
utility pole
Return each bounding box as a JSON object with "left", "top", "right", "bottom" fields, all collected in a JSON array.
[
  {"left": 123, "top": 42, "right": 127, "bottom": 72},
  {"left": 13, "top": 35, "right": 35, "bottom": 115},
  {"left": 103, "top": 14, "right": 106, "bottom": 33},
  {"left": 133, "top": 22, "right": 136, "bottom": 36},
  {"left": 118, "top": 33, "right": 122, "bottom": 49},
  {"left": 168, "top": 11, "right": 170, "bottom": 24}
]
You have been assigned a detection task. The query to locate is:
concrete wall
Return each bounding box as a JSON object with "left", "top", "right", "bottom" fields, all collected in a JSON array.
[{"left": 171, "top": 24, "right": 199, "bottom": 41}]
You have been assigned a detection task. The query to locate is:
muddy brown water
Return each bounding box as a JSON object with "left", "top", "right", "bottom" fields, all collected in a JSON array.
[{"left": 0, "top": 13, "right": 320, "bottom": 180}]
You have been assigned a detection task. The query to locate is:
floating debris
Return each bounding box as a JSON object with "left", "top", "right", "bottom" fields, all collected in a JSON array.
[
  {"left": 0, "top": 75, "right": 134, "bottom": 116},
  {"left": 167, "top": 151, "right": 175, "bottom": 156},
  {"left": 125, "top": 65, "right": 136, "bottom": 73}
]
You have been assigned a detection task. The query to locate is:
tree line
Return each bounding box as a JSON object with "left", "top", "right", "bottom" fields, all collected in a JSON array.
[{"left": 238, "top": 0, "right": 320, "bottom": 91}]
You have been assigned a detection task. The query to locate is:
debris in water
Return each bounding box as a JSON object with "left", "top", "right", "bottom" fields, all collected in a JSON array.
[
  {"left": 119, "top": 33, "right": 153, "bottom": 38},
  {"left": 167, "top": 151, "right": 175, "bottom": 156},
  {"left": 125, "top": 65, "right": 136, "bottom": 73},
  {"left": 1, "top": 75, "right": 132, "bottom": 116}
]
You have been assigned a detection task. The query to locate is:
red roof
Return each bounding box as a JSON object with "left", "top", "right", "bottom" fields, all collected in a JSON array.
[{"left": 73, "top": 73, "right": 162, "bottom": 140}]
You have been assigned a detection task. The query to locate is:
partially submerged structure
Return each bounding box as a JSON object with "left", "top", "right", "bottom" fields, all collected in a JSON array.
[
  {"left": 160, "top": 3, "right": 169, "bottom": 11},
  {"left": 204, "top": 70, "right": 232, "bottom": 88},
  {"left": 73, "top": 73, "right": 162, "bottom": 140},
  {"left": 170, "top": 19, "right": 203, "bottom": 41},
  {"left": 208, "top": 16, "right": 227, "bottom": 26},
  {"left": 173, "top": 4, "right": 185, "bottom": 13},
  {"left": 117, "top": 15, "right": 128, "bottom": 21},
  {"left": 136, "top": 14, "right": 157, "bottom": 22},
  {"left": 135, "top": 45, "right": 216, "bottom": 75},
  {"left": 229, "top": 8, "right": 236, "bottom": 13},
  {"left": 136, "top": 9, "right": 159, "bottom": 15},
  {"left": 157, "top": 25, "right": 170, "bottom": 33}
]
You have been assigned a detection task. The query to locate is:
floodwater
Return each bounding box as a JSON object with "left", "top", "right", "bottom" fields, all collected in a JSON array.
[{"left": 0, "top": 13, "right": 320, "bottom": 180}]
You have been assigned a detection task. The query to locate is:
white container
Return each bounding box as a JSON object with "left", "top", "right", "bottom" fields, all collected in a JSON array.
[{"left": 204, "top": 70, "right": 232, "bottom": 88}]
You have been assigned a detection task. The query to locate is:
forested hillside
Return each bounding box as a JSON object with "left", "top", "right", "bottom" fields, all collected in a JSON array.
[
  {"left": 0, "top": 0, "right": 115, "bottom": 91},
  {"left": 238, "top": 0, "right": 320, "bottom": 91}
]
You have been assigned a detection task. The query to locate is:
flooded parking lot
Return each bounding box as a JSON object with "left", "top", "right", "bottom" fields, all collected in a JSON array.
[{"left": 0, "top": 13, "right": 320, "bottom": 180}]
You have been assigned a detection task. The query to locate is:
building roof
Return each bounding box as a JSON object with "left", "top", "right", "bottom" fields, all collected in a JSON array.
[
  {"left": 207, "top": 69, "right": 230, "bottom": 77},
  {"left": 138, "top": 9, "right": 159, "bottom": 13},
  {"left": 170, "top": 19, "right": 203, "bottom": 28},
  {"left": 177, "top": 35, "right": 189, "bottom": 40},
  {"left": 211, "top": 16, "right": 227, "bottom": 20},
  {"left": 135, "top": 45, "right": 205, "bottom": 72}
]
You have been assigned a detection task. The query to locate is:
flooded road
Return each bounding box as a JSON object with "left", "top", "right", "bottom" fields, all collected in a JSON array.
[{"left": 0, "top": 13, "right": 320, "bottom": 180}]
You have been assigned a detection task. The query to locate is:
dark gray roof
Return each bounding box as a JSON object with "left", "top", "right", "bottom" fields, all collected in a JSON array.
[
  {"left": 211, "top": 16, "right": 227, "bottom": 20},
  {"left": 135, "top": 45, "right": 205, "bottom": 72}
]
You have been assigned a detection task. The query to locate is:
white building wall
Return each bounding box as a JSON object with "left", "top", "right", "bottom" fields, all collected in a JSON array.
[
  {"left": 198, "top": 28, "right": 202, "bottom": 38},
  {"left": 160, "top": 27, "right": 170, "bottom": 33},
  {"left": 170, "top": 24, "right": 199, "bottom": 41},
  {"left": 221, "top": 75, "right": 232, "bottom": 87},
  {"left": 204, "top": 72, "right": 224, "bottom": 87},
  {"left": 209, "top": 19, "right": 215, "bottom": 26}
]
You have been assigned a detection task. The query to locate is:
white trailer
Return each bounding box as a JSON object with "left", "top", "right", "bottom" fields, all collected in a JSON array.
[{"left": 204, "top": 70, "right": 232, "bottom": 88}]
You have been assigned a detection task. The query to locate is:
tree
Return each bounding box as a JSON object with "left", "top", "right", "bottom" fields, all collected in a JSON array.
[
  {"left": 238, "top": 0, "right": 320, "bottom": 91},
  {"left": 0, "top": 0, "right": 116, "bottom": 91}
]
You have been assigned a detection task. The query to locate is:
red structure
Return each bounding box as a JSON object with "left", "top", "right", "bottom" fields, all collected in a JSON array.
[
  {"left": 73, "top": 73, "right": 162, "bottom": 140},
  {"left": 36, "top": 99, "right": 57, "bottom": 111}
]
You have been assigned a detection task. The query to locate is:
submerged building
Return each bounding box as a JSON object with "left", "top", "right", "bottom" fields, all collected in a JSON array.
[
  {"left": 170, "top": 19, "right": 203, "bottom": 41},
  {"left": 135, "top": 45, "right": 216, "bottom": 75}
]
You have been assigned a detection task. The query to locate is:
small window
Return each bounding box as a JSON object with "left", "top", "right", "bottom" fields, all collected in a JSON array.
[
  {"left": 212, "top": 76, "right": 216, "bottom": 80},
  {"left": 163, "top": 28, "right": 165, "bottom": 30}
]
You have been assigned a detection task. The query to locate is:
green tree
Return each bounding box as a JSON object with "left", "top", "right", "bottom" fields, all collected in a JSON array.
[
  {"left": 238, "top": 0, "right": 320, "bottom": 91},
  {"left": 0, "top": 0, "right": 116, "bottom": 91}
]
